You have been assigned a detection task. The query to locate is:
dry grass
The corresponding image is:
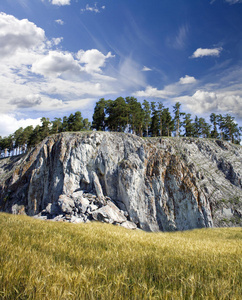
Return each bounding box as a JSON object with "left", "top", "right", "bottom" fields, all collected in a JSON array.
[{"left": 0, "top": 213, "right": 241, "bottom": 299}]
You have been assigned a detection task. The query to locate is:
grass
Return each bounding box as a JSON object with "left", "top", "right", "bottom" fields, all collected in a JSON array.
[{"left": 0, "top": 213, "right": 241, "bottom": 300}]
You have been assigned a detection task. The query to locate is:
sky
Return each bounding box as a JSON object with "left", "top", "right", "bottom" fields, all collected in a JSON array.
[{"left": 0, "top": 0, "right": 242, "bottom": 137}]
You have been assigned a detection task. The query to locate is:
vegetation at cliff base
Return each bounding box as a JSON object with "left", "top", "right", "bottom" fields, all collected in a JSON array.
[{"left": 0, "top": 213, "right": 241, "bottom": 299}]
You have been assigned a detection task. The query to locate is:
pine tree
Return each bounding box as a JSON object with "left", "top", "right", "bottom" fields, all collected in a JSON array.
[
  {"left": 126, "top": 97, "right": 144, "bottom": 136},
  {"left": 222, "top": 114, "right": 240, "bottom": 143},
  {"left": 61, "top": 116, "right": 68, "bottom": 132},
  {"left": 73, "top": 111, "right": 84, "bottom": 131},
  {"left": 40, "top": 117, "right": 51, "bottom": 139},
  {"left": 157, "top": 102, "right": 164, "bottom": 136},
  {"left": 210, "top": 113, "right": 219, "bottom": 139},
  {"left": 106, "top": 97, "right": 129, "bottom": 132},
  {"left": 162, "top": 108, "right": 173, "bottom": 136},
  {"left": 14, "top": 127, "right": 24, "bottom": 155},
  {"left": 183, "top": 114, "right": 194, "bottom": 137},
  {"left": 51, "top": 118, "right": 62, "bottom": 134},
  {"left": 142, "top": 100, "right": 151, "bottom": 137},
  {"left": 28, "top": 125, "right": 42, "bottom": 148},
  {"left": 150, "top": 102, "right": 159, "bottom": 137},
  {"left": 173, "top": 102, "right": 184, "bottom": 137},
  {"left": 67, "top": 113, "right": 75, "bottom": 131},
  {"left": 83, "top": 118, "right": 91, "bottom": 131},
  {"left": 92, "top": 98, "right": 107, "bottom": 131}
]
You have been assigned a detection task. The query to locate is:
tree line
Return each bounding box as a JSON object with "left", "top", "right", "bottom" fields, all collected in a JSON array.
[
  {"left": 0, "top": 112, "right": 91, "bottom": 157},
  {"left": 0, "top": 97, "right": 241, "bottom": 157},
  {"left": 92, "top": 97, "right": 241, "bottom": 143}
]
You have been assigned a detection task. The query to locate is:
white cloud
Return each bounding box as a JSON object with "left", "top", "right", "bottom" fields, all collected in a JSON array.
[
  {"left": 134, "top": 75, "right": 197, "bottom": 99},
  {"left": 32, "top": 49, "right": 115, "bottom": 78},
  {"left": 81, "top": 3, "right": 105, "bottom": 13},
  {"left": 55, "top": 19, "right": 64, "bottom": 25},
  {"left": 46, "top": 37, "right": 63, "bottom": 48},
  {"left": 51, "top": 0, "right": 71, "bottom": 6},
  {"left": 77, "top": 49, "right": 114, "bottom": 74},
  {"left": 179, "top": 75, "right": 197, "bottom": 84},
  {"left": 0, "top": 12, "right": 45, "bottom": 58},
  {"left": 177, "top": 90, "right": 242, "bottom": 118},
  {"left": 191, "top": 47, "right": 222, "bottom": 58},
  {"left": 142, "top": 66, "right": 152, "bottom": 72},
  {"left": 32, "top": 51, "right": 81, "bottom": 77},
  {"left": 0, "top": 114, "right": 42, "bottom": 137},
  {"left": 0, "top": 12, "right": 149, "bottom": 137},
  {"left": 133, "top": 85, "right": 173, "bottom": 98},
  {"left": 9, "top": 94, "right": 42, "bottom": 108}
]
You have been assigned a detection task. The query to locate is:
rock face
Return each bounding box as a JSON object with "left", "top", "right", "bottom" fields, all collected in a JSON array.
[{"left": 0, "top": 132, "right": 241, "bottom": 231}]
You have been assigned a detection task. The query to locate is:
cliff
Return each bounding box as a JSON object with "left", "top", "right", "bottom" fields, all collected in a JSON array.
[{"left": 0, "top": 132, "right": 241, "bottom": 231}]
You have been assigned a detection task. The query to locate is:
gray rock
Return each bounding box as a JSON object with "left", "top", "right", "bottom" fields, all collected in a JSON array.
[
  {"left": 87, "top": 204, "right": 99, "bottom": 212},
  {"left": 12, "top": 204, "right": 26, "bottom": 215},
  {"left": 70, "top": 216, "right": 84, "bottom": 224},
  {"left": 120, "top": 221, "right": 137, "bottom": 230},
  {"left": 58, "top": 195, "right": 75, "bottom": 214},
  {"left": 1, "top": 132, "right": 241, "bottom": 231},
  {"left": 53, "top": 215, "right": 64, "bottom": 222},
  {"left": 33, "top": 215, "right": 47, "bottom": 220},
  {"left": 92, "top": 171, "right": 106, "bottom": 205},
  {"left": 222, "top": 208, "right": 233, "bottom": 218},
  {"left": 75, "top": 197, "right": 90, "bottom": 214},
  {"left": 45, "top": 202, "right": 61, "bottom": 215},
  {"left": 91, "top": 201, "right": 127, "bottom": 224},
  {"left": 70, "top": 191, "right": 84, "bottom": 201}
]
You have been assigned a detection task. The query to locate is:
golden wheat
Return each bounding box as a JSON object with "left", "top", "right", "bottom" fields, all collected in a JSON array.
[{"left": 0, "top": 213, "right": 241, "bottom": 299}]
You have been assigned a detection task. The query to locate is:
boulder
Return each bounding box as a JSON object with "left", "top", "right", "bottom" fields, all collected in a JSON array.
[
  {"left": 71, "top": 191, "right": 84, "bottom": 200},
  {"left": 75, "top": 197, "right": 90, "bottom": 214},
  {"left": 58, "top": 195, "right": 75, "bottom": 214},
  {"left": 91, "top": 201, "right": 127, "bottom": 224},
  {"left": 120, "top": 221, "right": 137, "bottom": 230}
]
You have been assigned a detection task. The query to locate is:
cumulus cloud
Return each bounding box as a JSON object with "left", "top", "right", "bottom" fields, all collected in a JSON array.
[
  {"left": 31, "top": 49, "right": 115, "bottom": 78},
  {"left": 0, "top": 12, "right": 45, "bottom": 58},
  {"left": 178, "top": 90, "right": 242, "bottom": 118},
  {"left": 134, "top": 86, "right": 173, "bottom": 98},
  {"left": 191, "top": 47, "right": 222, "bottom": 58},
  {"left": 32, "top": 51, "right": 81, "bottom": 77},
  {"left": 9, "top": 94, "right": 42, "bottom": 108},
  {"left": 51, "top": 0, "right": 71, "bottom": 6},
  {"left": 81, "top": 3, "right": 105, "bottom": 13},
  {"left": 77, "top": 49, "right": 114, "bottom": 73},
  {"left": 179, "top": 75, "right": 197, "bottom": 84},
  {"left": 46, "top": 37, "right": 63, "bottom": 48},
  {"left": 0, "top": 114, "right": 42, "bottom": 137}
]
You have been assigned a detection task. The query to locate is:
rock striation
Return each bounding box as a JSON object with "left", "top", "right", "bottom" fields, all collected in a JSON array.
[{"left": 0, "top": 132, "right": 241, "bottom": 231}]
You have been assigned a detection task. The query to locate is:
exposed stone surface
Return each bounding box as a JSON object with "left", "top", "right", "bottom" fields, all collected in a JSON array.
[
  {"left": 0, "top": 132, "right": 241, "bottom": 231},
  {"left": 32, "top": 192, "right": 134, "bottom": 227}
]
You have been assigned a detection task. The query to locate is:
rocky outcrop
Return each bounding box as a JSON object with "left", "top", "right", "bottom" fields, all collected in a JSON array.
[
  {"left": 32, "top": 191, "right": 136, "bottom": 229},
  {"left": 0, "top": 132, "right": 241, "bottom": 231}
]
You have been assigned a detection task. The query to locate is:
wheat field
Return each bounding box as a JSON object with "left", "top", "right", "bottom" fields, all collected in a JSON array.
[{"left": 0, "top": 213, "right": 241, "bottom": 299}]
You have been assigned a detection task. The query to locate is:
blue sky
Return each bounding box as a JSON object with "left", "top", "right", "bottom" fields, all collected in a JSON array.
[{"left": 0, "top": 0, "right": 242, "bottom": 136}]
